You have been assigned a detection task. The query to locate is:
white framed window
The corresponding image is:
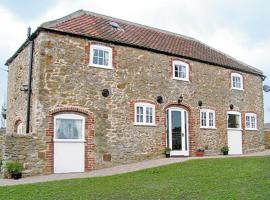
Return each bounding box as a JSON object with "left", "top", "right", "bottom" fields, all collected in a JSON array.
[
  {"left": 172, "top": 60, "right": 189, "bottom": 81},
  {"left": 200, "top": 109, "right": 216, "bottom": 129},
  {"left": 90, "top": 45, "right": 113, "bottom": 69},
  {"left": 16, "top": 122, "right": 23, "bottom": 135},
  {"left": 134, "top": 103, "right": 155, "bottom": 126},
  {"left": 231, "top": 73, "right": 243, "bottom": 90},
  {"left": 245, "top": 113, "right": 257, "bottom": 130},
  {"left": 54, "top": 113, "right": 85, "bottom": 142},
  {"left": 227, "top": 111, "right": 242, "bottom": 129}
]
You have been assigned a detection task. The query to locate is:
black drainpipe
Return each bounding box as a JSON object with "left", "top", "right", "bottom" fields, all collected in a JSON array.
[{"left": 26, "top": 27, "right": 34, "bottom": 133}]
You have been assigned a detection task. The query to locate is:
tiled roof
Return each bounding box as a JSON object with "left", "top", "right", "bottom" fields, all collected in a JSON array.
[{"left": 19, "top": 10, "right": 266, "bottom": 75}]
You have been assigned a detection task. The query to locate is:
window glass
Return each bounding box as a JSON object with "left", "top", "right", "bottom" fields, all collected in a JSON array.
[
  {"left": 16, "top": 122, "right": 23, "bottom": 135},
  {"left": 201, "top": 112, "right": 207, "bottom": 127},
  {"left": 228, "top": 114, "right": 240, "bottom": 128},
  {"left": 136, "top": 106, "right": 143, "bottom": 123},
  {"left": 55, "top": 119, "right": 83, "bottom": 139},
  {"left": 209, "top": 112, "right": 214, "bottom": 127},
  {"left": 179, "top": 65, "right": 186, "bottom": 79},
  {"left": 246, "top": 115, "right": 251, "bottom": 128}
]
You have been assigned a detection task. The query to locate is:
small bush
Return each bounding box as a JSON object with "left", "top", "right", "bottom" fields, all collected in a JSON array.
[{"left": 5, "top": 161, "right": 23, "bottom": 173}]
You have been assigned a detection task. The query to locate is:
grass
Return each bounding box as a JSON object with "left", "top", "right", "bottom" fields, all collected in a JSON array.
[{"left": 1, "top": 156, "right": 270, "bottom": 200}]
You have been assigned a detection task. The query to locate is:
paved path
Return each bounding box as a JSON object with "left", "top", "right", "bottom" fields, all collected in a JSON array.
[{"left": 1, "top": 150, "right": 270, "bottom": 186}]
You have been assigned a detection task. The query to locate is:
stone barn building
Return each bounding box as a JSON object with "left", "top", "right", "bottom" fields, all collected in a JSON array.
[{"left": 1, "top": 10, "right": 265, "bottom": 176}]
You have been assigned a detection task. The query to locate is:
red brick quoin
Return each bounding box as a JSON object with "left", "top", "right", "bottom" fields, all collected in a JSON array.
[{"left": 45, "top": 106, "right": 95, "bottom": 174}]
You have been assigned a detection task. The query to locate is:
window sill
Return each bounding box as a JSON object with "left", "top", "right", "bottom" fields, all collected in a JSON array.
[
  {"left": 245, "top": 129, "right": 258, "bottom": 131},
  {"left": 172, "top": 77, "right": 190, "bottom": 82},
  {"left": 134, "top": 123, "right": 157, "bottom": 127},
  {"left": 200, "top": 127, "right": 217, "bottom": 130},
  {"left": 227, "top": 128, "right": 243, "bottom": 131},
  {"left": 54, "top": 140, "right": 86, "bottom": 143},
  {"left": 89, "top": 64, "right": 113, "bottom": 70},
  {"left": 231, "top": 87, "right": 244, "bottom": 91}
]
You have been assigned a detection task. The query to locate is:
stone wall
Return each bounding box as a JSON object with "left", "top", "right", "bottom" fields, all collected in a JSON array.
[
  {"left": 1, "top": 134, "right": 46, "bottom": 177},
  {"left": 264, "top": 130, "right": 270, "bottom": 149},
  {"left": 5, "top": 30, "right": 265, "bottom": 176}
]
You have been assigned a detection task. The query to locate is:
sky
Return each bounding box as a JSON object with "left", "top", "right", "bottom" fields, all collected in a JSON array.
[{"left": 0, "top": 0, "right": 270, "bottom": 124}]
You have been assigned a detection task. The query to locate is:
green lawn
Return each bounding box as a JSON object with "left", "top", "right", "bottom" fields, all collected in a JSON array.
[{"left": 1, "top": 156, "right": 270, "bottom": 200}]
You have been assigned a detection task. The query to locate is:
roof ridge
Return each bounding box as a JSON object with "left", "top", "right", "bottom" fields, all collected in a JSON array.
[
  {"left": 41, "top": 9, "right": 86, "bottom": 28},
  {"left": 81, "top": 10, "right": 197, "bottom": 41}
]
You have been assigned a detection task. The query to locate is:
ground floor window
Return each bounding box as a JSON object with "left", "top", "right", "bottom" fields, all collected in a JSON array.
[
  {"left": 134, "top": 102, "right": 155, "bottom": 125},
  {"left": 200, "top": 109, "right": 215, "bottom": 129},
  {"left": 245, "top": 113, "right": 257, "bottom": 130}
]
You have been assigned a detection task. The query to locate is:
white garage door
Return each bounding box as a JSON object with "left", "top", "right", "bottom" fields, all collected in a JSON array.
[
  {"left": 227, "top": 111, "right": 243, "bottom": 155},
  {"left": 54, "top": 113, "right": 85, "bottom": 173}
]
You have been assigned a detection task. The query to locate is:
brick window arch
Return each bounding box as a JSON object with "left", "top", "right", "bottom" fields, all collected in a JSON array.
[{"left": 45, "top": 106, "right": 95, "bottom": 173}]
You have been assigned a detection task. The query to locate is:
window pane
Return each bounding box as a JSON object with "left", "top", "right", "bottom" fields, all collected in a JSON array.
[
  {"left": 93, "top": 56, "right": 98, "bottom": 64},
  {"left": 99, "top": 57, "right": 104, "bottom": 65},
  {"left": 228, "top": 114, "right": 240, "bottom": 128},
  {"left": 201, "top": 112, "right": 207, "bottom": 127},
  {"left": 251, "top": 116, "right": 256, "bottom": 128},
  {"left": 93, "top": 49, "right": 98, "bottom": 57},
  {"left": 174, "top": 66, "right": 179, "bottom": 77},
  {"left": 55, "top": 119, "right": 82, "bottom": 139},
  {"left": 246, "top": 116, "right": 250, "bottom": 128},
  {"left": 99, "top": 49, "right": 104, "bottom": 57},
  {"left": 209, "top": 112, "right": 214, "bottom": 127},
  {"left": 136, "top": 106, "right": 143, "bottom": 123},
  {"left": 146, "top": 107, "right": 153, "bottom": 123},
  {"left": 179, "top": 66, "right": 186, "bottom": 78}
]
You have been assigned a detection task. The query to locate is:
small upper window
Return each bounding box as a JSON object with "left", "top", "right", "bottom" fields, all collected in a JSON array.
[
  {"left": 54, "top": 113, "right": 85, "bottom": 141},
  {"left": 231, "top": 73, "right": 243, "bottom": 90},
  {"left": 245, "top": 113, "right": 257, "bottom": 130},
  {"left": 16, "top": 121, "right": 23, "bottom": 135},
  {"left": 172, "top": 60, "right": 189, "bottom": 81},
  {"left": 90, "top": 45, "right": 113, "bottom": 69},
  {"left": 134, "top": 103, "right": 155, "bottom": 126},
  {"left": 200, "top": 109, "right": 216, "bottom": 129}
]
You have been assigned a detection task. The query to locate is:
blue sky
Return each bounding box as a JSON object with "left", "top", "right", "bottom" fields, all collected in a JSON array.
[{"left": 0, "top": 0, "right": 270, "bottom": 124}]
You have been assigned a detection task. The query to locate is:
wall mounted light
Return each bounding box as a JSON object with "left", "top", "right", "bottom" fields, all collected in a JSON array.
[
  {"left": 198, "top": 100, "right": 203, "bottom": 107},
  {"left": 178, "top": 95, "right": 183, "bottom": 104},
  {"left": 102, "top": 89, "right": 110, "bottom": 97},
  {"left": 230, "top": 104, "right": 234, "bottom": 110},
  {"left": 156, "top": 96, "right": 163, "bottom": 104}
]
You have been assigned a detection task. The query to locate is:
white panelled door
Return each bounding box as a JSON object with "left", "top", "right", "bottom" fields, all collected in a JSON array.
[
  {"left": 54, "top": 113, "right": 85, "bottom": 173},
  {"left": 227, "top": 111, "right": 243, "bottom": 155}
]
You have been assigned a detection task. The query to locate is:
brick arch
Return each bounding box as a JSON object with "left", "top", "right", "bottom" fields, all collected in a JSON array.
[
  {"left": 163, "top": 102, "right": 196, "bottom": 156},
  {"left": 45, "top": 106, "right": 95, "bottom": 174}
]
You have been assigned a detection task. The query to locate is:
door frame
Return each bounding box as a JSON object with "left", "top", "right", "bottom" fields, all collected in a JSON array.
[
  {"left": 53, "top": 113, "right": 86, "bottom": 173},
  {"left": 227, "top": 111, "right": 243, "bottom": 155},
  {"left": 166, "top": 107, "right": 189, "bottom": 156}
]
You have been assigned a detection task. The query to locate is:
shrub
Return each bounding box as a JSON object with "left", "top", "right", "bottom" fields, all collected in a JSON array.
[{"left": 5, "top": 161, "right": 23, "bottom": 173}]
